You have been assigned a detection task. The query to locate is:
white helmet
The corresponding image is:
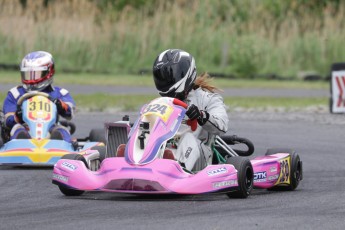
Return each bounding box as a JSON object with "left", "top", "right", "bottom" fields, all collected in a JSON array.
[{"left": 20, "top": 51, "right": 55, "bottom": 91}]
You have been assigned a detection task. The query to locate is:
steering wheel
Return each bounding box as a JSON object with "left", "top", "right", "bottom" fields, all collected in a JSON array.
[
  {"left": 172, "top": 98, "right": 198, "bottom": 131},
  {"left": 17, "top": 91, "right": 51, "bottom": 107}
]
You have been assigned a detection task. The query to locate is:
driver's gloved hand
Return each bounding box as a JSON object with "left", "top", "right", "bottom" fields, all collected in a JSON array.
[
  {"left": 53, "top": 99, "right": 68, "bottom": 115},
  {"left": 197, "top": 110, "right": 209, "bottom": 126},
  {"left": 186, "top": 104, "right": 201, "bottom": 120},
  {"left": 186, "top": 104, "right": 209, "bottom": 126},
  {"left": 15, "top": 107, "right": 24, "bottom": 124}
]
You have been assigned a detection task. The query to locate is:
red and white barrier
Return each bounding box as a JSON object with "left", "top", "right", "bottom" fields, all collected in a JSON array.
[{"left": 331, "top": 63, "right": 345, "bottom": 113}]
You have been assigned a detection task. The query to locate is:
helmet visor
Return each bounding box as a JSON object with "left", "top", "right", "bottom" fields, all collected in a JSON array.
[
  {"left": 21, "top": 66, "right": 48, "bottom": 83},
  {"left": 153, "top": 61, "right": 190, "bottom": 92}
]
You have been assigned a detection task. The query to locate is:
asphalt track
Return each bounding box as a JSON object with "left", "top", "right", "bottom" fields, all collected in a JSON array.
[{"left": 1, "top": 110, "right": 344, "bottom": 230}]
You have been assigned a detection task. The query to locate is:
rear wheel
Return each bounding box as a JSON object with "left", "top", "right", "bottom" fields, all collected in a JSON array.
[
  {"left": 265, "top": 148, "right": 303, "bottom": 191},
  {"left": 58, "top": 154, "right": 87, "bottom": 196},
  {"left": 90, "top": 145, "right": 106, "bottom": 162},
  {"left": 89, "top": 128, "right": 106, "bottom": 144},
  {"left": 87, "top": 145, "right": 106, "bottom": 171},
  {"left": 226, "top": 157, "right": 254, "bottom": 199}
]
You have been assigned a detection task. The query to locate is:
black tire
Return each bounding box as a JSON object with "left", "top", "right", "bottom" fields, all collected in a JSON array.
[
  {"left": 58, "top": 154, "right": 87, "bottom": 196},
  {"left": 60, "top": 120, "right": 76, "bottom": 135},
  {"left": 90, "top": 145, "right": 106, "bottom": 162},
  {"left": 226, "top": 157, "right": 254, "bottom": 198},
  {"left": 0, "top": 112, "right": 10, "bottom": 144},
  {"left": 89, "top": 128, "right": 106, "bottom": 144},
  {"left": 0, "top": 124, "right": 4, "bottom": 147},
  {"left": 265, "top": 148, "right": 303, "bottom": 191}
]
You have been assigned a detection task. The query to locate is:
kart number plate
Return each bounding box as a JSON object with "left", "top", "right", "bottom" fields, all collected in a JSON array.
[
  {"left": 26, "top": 96, "right": 53, "bottom": 121},
  {"left": 142, "top": 103, "right": 173, "bottom": 122}
]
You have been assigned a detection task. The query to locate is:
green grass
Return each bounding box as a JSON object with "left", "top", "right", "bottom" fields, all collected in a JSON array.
[
  {"left": 0, "top": 92, "right": 327, "bottom": 112},
  {"left": 77, "top": 95, "right": 329, "bottom": 112},
  {"left": 0, "top": 70, "right": 328, "bottom": 112},
  {"left": 73, "top": 94, "right": 157, "bottom": 112},
  {"left": 224, "top": 97, "right": 328, "bottom": 110},
  {"left": 1, "top": 1, "right": 345, "bottom": 79},
  {"left": 0, "top": 71, "right": 328, "bottom": 89},
  {"left": 0, "top": 71, "right": 155, "bottom": 87}
]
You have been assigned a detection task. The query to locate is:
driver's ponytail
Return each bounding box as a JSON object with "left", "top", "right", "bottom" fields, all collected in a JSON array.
[{"left": 193, "top": 73, "right": 222, "bottom": 93}]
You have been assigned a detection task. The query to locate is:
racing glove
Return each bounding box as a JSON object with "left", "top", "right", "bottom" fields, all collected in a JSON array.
[
  {"left": 197, "top": 110, "right": 210, "bottom": 126},
  {"left": 186, "top": 104, "right": 201, "bottom": 120},
  {"left": 186, "top": 104, "right": 209, "bottom": 126},
  {"left": 53, "top": 99, "right": 69, "bottom": 116},
  {"left": 14, "top": 107, "right": 24, "bottom": 124}
]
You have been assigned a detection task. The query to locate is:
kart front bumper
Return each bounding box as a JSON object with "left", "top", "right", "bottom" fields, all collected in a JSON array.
[{"left": 53, "top": 157, "right": 240, "bottom": 194}]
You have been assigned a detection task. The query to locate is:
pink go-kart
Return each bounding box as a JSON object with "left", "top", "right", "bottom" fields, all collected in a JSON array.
[{"left": 52, "top": 97, "right": 303, "bottom": 198}]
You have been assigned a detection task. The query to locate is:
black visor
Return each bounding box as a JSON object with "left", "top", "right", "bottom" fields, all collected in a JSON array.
[{"left": 153, "top": 60, "right": 190, "bottom": 92}]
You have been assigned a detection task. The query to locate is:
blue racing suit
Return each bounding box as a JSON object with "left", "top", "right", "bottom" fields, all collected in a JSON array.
[{"left": 2, "top": 85, "right": 75, "bottom": 141}]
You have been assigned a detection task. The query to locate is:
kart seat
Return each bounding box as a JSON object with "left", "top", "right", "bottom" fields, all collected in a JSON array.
[
  {"left": 116, "top": 144, "right": 126, "bottom": 157},
  {"left": 163, "top": 149, "right": 175, "bottom": 160},
  {"left": 115, "top": 144, "right": 175, "bottom": 160}
]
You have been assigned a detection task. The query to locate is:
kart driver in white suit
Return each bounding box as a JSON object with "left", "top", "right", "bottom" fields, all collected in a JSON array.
[{"left": 152, "top": 49, "right": 229, "bottom": 172}]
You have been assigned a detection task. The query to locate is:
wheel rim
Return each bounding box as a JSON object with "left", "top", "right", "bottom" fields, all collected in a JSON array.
[
  {"left": 245, "top": 166, "right": 253, "bottom": 190},
  {"left": 295, "top": 160, "right": 302, "bottom": 182}
]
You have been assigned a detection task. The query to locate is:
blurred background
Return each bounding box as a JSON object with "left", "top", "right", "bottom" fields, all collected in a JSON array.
[{"left": 1, "top": 0, "right": 344, "bottom": 79}]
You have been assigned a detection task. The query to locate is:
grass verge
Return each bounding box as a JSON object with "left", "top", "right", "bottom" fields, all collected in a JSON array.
[
  {"left": 77, "top": 95, "right": 329, "bottom": 112},
  {"left": 0, "top": 92, "right": 328, "bottom": 113},
  {"left": 0, "top": 93, "right": 323, "bottom": 112},
  {"left": 0, "top": 71, "right": 328, "bottom": 89}
]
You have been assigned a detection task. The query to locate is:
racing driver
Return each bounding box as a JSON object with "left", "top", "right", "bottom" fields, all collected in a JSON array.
[
  {"left": 2, "top": 51, "right": 75, "bottom": 142},
  {"left": 152, "top": 49, "right": 229, "bottom": 172}
]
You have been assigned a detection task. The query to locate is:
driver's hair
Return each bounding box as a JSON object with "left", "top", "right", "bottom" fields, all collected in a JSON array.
[{"left": 193, "top": 72, "right": 222, "bottom": 93}]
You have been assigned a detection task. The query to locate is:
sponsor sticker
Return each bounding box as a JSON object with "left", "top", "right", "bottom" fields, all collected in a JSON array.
[
  {"left": 185, "top": 147, "right": 192, "bottom": 158},
  {"left": 276, "top": 157, "right": 291, "bottom": 185},
  {"left": 213, "top": 180, "right": 238, "bottom": 188},
  {"left": 62, "top": 161, "right": 78, "bottom": 171},
  {"left": 268, "top": 175, "right": 279, "bottom": 181},
  {"left": 270, "top": 166, "right": 277, "bottom": 173},
  {"left": 254, "top": 171, "right": 267, "bottom": 182},
  {"left": 52, "top": 173, "right": 69, "bottom": 182},
  {"left": 207, "top": 167, "right": 228, "bottom": 176}
]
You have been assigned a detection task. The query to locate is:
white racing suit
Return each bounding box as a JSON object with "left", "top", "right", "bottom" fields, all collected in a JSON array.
[{"left": 170, "top": 88, "right": 229, "bottom": 171}]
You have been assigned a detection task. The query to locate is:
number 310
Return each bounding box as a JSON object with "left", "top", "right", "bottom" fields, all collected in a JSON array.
[{"left": 29, "top": 101, "right": 51, "bottom": 112}]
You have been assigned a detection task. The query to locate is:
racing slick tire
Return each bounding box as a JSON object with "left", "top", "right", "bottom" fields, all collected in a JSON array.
[
  {"left": 58, "top": 154, "right": 87, "bottom": 196},
  {"left": 87, "top": 145, "right": 106, "bottom": 171},
  {"left": 90, "top": 145, "right": 106, "bottom": 162},
  {"left": 265, "top": 148, "right": 303, "bottom": 191},
  {"left": 226, "top": 157, "right": 254, "bottom": 199},
  {"left": 89, "top": 128, "right": 106, "bottom": 144}
]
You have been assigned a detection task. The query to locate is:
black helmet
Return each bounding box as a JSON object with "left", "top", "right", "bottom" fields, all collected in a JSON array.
[{"left": 153, "top": 49, "right": 197, "bottom": 100}]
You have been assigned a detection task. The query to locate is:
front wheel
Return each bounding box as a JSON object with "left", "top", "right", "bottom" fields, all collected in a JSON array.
[
  {"left": 265, "top": 148, "right": 303, "bottom": 191},
  {"left": 226, "top": 157, "right": 254, "bottom": 199},
  {"left": 58, "top": 154, "right": 87, "bottom": 196}
]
